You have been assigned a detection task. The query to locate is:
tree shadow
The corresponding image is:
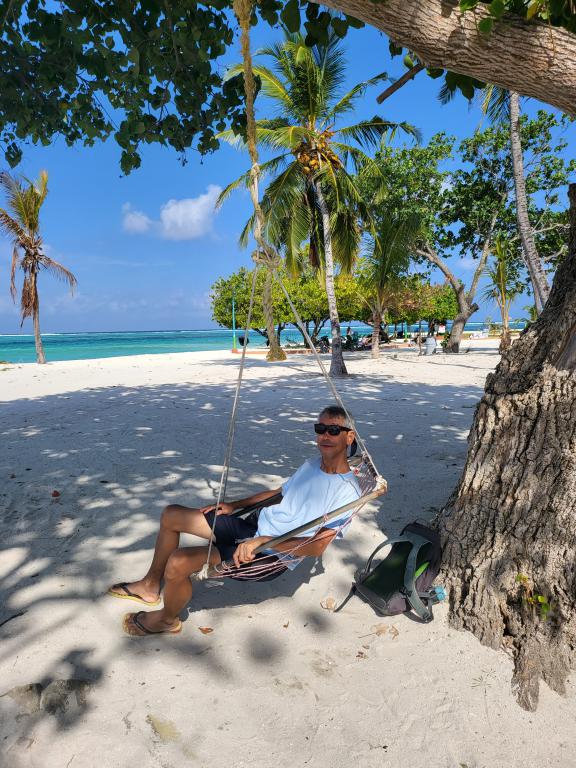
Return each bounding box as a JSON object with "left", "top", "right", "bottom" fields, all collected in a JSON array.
[{"left": 0, "top": 365, "right": 485, "bottom": 741}]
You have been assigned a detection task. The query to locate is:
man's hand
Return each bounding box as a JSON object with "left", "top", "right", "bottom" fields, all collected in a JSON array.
[
  {"left": 199, "top": 502, "right": 235, "bottom": 516},
  {"left": 233, "top": 536, "right": 272, "bottom": 568}
]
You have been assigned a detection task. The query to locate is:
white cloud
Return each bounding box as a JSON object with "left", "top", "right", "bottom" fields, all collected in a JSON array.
[
  {"left": 159, "top": 185, "right": 221, "bottom": 240},
  {"left": 122, "top": 203, "right": 153, "bottom": 234},
  {"left": 122, "top": 184, "right": 222, "bottom": 241}
]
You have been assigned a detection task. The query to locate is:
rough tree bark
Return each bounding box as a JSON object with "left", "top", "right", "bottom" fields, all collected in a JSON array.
[
  {"left": 314, "top": 182, "right": 347, "bottom": 377},
  {"left": 509, "top": 91, "right": 550, "bottom": 315},
  {"left": 313, "top": 0, "right": 576, "bottom": 116},
  {"left": 437, "top": 184, "right": 576, "bottom": 711}
]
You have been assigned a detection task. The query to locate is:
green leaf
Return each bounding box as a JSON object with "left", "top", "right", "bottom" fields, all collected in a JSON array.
[
  {"left": 489, "top": 0, "right": 505, "bottom": 17},
  {"left": 478, "top": 17, "right": 494, "bottom": 35},
  {"left": 280, "top": 0, "right": 301, "bottom": 34},
  {"left": 459, "top": 0, "right": 478, "bottom": 10},
  {"left": 526, "top": 0, "right": 541, "bottom": 20},
  {"left": 331, "top": 18, "right": 348, "bottom": 38},
  {"left": 344, "top": 14, "right": 364, "bottom": 29},
  {"left": 403, "top": 54, "right": 414, "bottom": 68}
]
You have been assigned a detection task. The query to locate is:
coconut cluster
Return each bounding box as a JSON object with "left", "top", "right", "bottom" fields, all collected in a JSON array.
[{"left": 295, "top": 131, "right": 340, "bottom": 174}]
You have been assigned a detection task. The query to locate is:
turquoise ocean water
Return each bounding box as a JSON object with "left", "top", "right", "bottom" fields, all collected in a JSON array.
[{"left": 0, "top": 322, "right": 524, "bottom": 364}]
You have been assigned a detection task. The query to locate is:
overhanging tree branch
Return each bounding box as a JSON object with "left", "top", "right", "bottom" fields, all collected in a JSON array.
[
  {"left": 313, "top": 0, "right": 576, "bottom": 116},
  {"left": 376, "top": 61, "right": 425, "bottom": 104}
]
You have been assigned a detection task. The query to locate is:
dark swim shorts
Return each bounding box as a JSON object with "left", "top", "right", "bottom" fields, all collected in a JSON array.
[{"left": 203, "top": 510, "right": 288, "bottom": 581}]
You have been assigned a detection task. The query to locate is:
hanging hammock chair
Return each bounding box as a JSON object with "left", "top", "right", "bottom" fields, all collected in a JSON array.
[{"left": 192, "top": 0, "right": 387, "bottom": 583}]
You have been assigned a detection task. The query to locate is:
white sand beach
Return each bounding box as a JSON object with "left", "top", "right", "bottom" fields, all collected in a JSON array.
[{"left": 1, "top": 344, "right": 575, "bottom": 768}]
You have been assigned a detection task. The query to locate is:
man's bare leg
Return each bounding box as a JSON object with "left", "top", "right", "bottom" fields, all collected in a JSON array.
[
  {"left": 110, "top": 504, "right": 215, "bottom": 603},
  {"left": 124, "top": 545, "right": 222, "bottom": 634}
]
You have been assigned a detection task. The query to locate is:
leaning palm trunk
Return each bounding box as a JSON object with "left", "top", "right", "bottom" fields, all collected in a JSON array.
[
  {"left": 371, "top": 308, "right": 382, "bottom": 359},
  {"left": 499, "top": 302, "right": 511, "bottom": 352},
  {"left": 262, "top": 269, "right": 284, "bottom": 361},
  {"left": 509, "top": 92, "right": 550, "bottom": 315},
  {"left": 234, "top": 0, "right": 286, "bottom": 363},
  {"left": 314, "top": 182, "right": 347, "bottom": 376},
  {"left": 30, "top": 270, "right": 46, "bottom": 364}
]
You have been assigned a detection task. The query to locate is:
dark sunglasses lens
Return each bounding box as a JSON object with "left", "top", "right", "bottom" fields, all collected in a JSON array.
[{"left": 314, "top": 424, "right": 344, "bottom": 436}]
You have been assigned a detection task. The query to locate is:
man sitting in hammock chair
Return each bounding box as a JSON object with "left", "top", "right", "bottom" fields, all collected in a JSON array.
[{"left": 109, "top": 405, "right": 361, "bottom": 636}]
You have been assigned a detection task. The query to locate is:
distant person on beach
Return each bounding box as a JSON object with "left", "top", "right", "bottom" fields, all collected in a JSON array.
[{"left": 109, "top": 406, "right": 360, "bottom": 636}]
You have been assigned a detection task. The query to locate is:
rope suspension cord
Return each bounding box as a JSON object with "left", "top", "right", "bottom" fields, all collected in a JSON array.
[
  {"left": 198, "top": 265, "right": 260, "bottom": 579},
  {"left": 271, "top": 266, "right": 383, "bottom": 481}
]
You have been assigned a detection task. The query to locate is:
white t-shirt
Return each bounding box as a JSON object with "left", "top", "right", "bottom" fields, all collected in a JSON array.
[{"left": 256, "top": 457, "right": 361, "bottom": 567}]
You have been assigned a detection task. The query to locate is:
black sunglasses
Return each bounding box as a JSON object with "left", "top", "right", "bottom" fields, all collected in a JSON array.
[{"left": 314, "top": 423, "right": 352, "bottom": 436}]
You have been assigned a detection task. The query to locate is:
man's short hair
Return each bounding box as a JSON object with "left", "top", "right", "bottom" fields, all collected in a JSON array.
[{"left": 318, "top": 405, "right": 353, "bottom": 429}]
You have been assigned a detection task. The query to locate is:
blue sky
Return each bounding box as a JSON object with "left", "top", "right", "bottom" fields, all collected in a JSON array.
[{"left": 0, "top": 22, "right": 574, "bottom": 334}]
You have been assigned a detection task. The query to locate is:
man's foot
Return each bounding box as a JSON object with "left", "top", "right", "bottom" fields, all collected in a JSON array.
[
  {"left": 122, "top": 610, "right": 182, "bottom": 636},
  {"left": 107, "top": 581, "right": 161, "bottom": 606}
]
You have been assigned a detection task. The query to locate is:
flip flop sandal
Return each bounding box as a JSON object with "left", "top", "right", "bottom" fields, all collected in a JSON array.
[
  {"left": 123, "top": 611, "right": 183, "bottom": 637},
  {"left": 107, "top": 583, "right": 161, "bottom": 607}
]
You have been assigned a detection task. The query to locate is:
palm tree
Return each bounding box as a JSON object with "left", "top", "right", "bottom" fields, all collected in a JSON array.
[
  {"left": 482, "top": 236, "right": 522, "bottom": 353},
  {"left": 0, "top": 170, "right": 77, "bottom": 364},
  {"left": 218, "top": 32, "right": 419, "bottom": 376},
  {"left": 357, "top": 212, "right": 422, "bottom": 358},
  {"left": 480, "top": 86, "right": 550, "bottom": 315}
]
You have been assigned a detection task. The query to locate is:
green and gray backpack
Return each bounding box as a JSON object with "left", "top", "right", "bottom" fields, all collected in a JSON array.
[{"left": 335, "top": 521, "right": 444, "bottom": 622}]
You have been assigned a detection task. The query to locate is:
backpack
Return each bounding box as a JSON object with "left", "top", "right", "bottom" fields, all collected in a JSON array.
[{"left": 335, "top": 521, "right": 445, "bottom": 622}]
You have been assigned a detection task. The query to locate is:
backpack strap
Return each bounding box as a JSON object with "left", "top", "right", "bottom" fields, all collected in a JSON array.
[
  {"left": 333, "top": 585, "right": 356, "bottom": 613},
  {"left": 358, "top": 536, "right": 408, "bottom": 579},
  {"left": 401, "top": 533, "right": 435, "bottom": 622}
]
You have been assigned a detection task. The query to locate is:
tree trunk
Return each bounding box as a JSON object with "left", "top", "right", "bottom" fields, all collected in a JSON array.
[
  {"left": 31, "top": 274, "right": 46, "bottom": 365},
  {"left": 311, "top": 0, "right": 576, "bottom": 117},
  {"left": 509, "top": 91, "right": 550, "bottom": 315},
  {"left": 371, "top": 309, "right": 381, "bottom": 359},
  {"left": 262, "top": 269, "right": 286, "bottom": 362},
  {"left": 314, "top": 182, "right": 347, "bottom": 377},
  {"left": 499, "top": 302, "right": 511, "bottom": 353},
  {"left": 418, "top": 235, "right": 493, "bottom": 355},
  {"left": 437, "top": 183, "right": 576, "bottom": 712},
  {"left": 446, "top": 291, "right": 477, "bottom": 353}
]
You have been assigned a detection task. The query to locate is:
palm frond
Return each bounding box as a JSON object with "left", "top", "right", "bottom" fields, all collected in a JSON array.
[
  {"left": 438, "top": 81, "right": 457, "bottom": 105},
  {"left": 479, "top": 84, "right": 510, "bottom": 125},
  {"left": 10, "top": 245, "right": 19, "bottom": 300},
  {"left": 0, "top": 207, "right": 27, "bottom": 242},
  {"left": 338, "top": 117, "right": 421, "bottom": 148},
  {"left": 364, "top": 212, "right": 424, "bottom": 292},
  {"left": 217, "top": 154, "right": 291, "bottom": 209},
  {"left": 239, "top": 211, "right": 257, "bottom": 248},
  {"left": 39, "top": 255, "right": 77, "bottom": 291},
  {"left": 20, "top": 273, "right": 38, "bottom": 322},
  {"left": 323, "top": 71, "right": 390, "bottom": 124},
  {"left": 330, "top": 205, "right": 361, "bottom": 273},
  {"left": 225, "top": 62, "right": 294, "bottom": 112}
]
